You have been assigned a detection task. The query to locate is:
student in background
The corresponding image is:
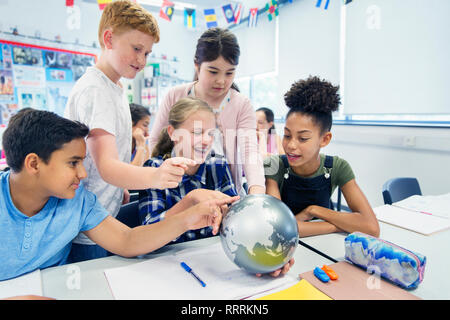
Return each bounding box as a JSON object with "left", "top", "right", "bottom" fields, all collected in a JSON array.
[
  {"left": 256, "top": 107, "right": 285, "bottom": 158},
  {"left": 0, "top": 109, "right": 237, "bottom": 283},
  {"left": 64, "top": 0, "right": 196, "bottom": 263},
  {"left": 264, "top": 76, "right": 379, "bottom": 238},
  {"left": 141, "top": 97, "right": 294, "bottom": 277},
  {"left": 148, "top": 27, "right": 265, "bottom": 197},
  {"left": 130, "top": 103, "right": 151, "bottom": 166}
]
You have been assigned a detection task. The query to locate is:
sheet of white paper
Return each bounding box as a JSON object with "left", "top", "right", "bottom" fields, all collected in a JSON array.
[
  {"left": 374, "top": 204, "right": 450, "bottom": 235},
  {"left": 104, "top": 242, "right": 296, "bottom": 300},
  {"left": 0, "top": 270, "right": 43, "bottom": 299},
  {"left": 393, "top": 193, "right": 450, "bottom": 219}
]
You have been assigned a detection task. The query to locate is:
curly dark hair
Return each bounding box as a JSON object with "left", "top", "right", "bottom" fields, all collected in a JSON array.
[{"left": 284, "top": 76, "right": 340, "bottom": 133}]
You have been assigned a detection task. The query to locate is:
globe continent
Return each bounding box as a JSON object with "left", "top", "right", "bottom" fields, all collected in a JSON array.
[{"left": 220, "top": 194, "right": 299, "bottom": 274}]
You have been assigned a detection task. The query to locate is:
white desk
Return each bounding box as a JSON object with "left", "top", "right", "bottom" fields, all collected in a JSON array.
[
  {"left": 300, "top": 222, "right": 450, "bottom": 300},
  {"left": 41, "top": 236, "right": 333, "bottom": 300}
]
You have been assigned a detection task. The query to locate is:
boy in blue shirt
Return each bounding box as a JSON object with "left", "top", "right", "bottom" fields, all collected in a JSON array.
[{"left": 0, "top": 108, "right": 239, "bottom": 282}]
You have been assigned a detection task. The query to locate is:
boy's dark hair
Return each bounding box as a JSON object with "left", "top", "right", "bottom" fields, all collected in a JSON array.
[
  {"left": 284, "top": 76, "right": 340, "bottom": 134},
  {"left": 2, "top": 108, "right": 89, "bottom": 172},
  {"left": 130, "top": 103, "right": 151, "bottom": 126},
  {"left": 193, "top": 27, "right": 240, "bottom": 92}
]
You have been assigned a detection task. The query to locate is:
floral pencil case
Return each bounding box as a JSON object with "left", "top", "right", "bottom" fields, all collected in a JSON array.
[{"left": 344, "top": 232, "right": 426, "bottom": 289}]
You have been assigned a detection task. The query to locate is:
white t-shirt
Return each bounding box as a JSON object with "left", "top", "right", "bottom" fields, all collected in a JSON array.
[{"left": 64, "top": 66, "right": 131, "bottom": 245}]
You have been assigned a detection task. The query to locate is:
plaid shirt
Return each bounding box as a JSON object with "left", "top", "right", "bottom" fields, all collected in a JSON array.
[{"left": 138, "top": 154, "right": 238, "bottom": 243}]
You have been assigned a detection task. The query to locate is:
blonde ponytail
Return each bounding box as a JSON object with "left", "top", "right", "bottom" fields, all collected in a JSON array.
[{"left": 151, "top": 127, "right": 173, "bottom": 159}]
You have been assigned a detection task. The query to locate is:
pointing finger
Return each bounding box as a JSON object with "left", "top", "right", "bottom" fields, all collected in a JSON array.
[
  {"left": 169, "top": 157, "right": 197, "bottom": 167},
  {"left": 214, "top": 196, "right": 240, "bottom": 207}
]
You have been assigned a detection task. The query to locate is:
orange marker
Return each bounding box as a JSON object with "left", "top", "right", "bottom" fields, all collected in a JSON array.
[{"left": 321, "top": 265, "right": 338, "bottom": 280}]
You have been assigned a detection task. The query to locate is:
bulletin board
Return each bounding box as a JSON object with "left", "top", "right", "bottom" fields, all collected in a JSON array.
[{"left": 0, "top": 39, "right": 97, "bottom": 125}]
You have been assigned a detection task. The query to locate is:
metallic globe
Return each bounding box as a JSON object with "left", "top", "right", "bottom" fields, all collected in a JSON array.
[{"left": 220, "top": 194, "right": 299, "bottom": 274}]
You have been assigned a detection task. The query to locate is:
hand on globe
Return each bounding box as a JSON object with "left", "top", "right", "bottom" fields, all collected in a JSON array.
[
  {"left": 220, "top": 194, "right": 299, "bottom": 275},
  {"left": 182, "top": 195, "right": 240, "bottom": 235},
  {"left": 255, "top": 258, "right": 295, "bottom": 278}
]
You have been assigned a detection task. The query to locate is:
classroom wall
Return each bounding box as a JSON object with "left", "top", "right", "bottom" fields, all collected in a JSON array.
[
  {"left": 0, "top": 0, "right": 199, "bottom": 81},
  {"left": 0, "top": 0, "right": 102, "bottom": 48},
  {"left": 277, "top": 0, "right": 341, "bottom": 108},
  {"left": 323, "top": 125, "right": 450, "bottom": 207}
]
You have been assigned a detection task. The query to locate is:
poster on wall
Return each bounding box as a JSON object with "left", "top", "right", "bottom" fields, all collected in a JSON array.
[
  {"left": 1, "top": 44, "right": 13, "bottom": 69},
  {"left": 0, "top": 44, "right": 14, "bottom": 105},
  {"left": 0, "top": 103, "right": 18, "bottom": 125},
  {"left": 16, "top": 87, "right": 47, "bottom": 110},
  {"left": 0, "top": 39, "right": 97, "bottom": 125},
  {"left": 0, "top": 70, "right": 14, "bottom": 101},
  {"left": 12, "top": 46, "right": 44, "bottom": 67},
  {"left": 72, "top": 53, "right": 95, "bottom": 81},
  {"left": 13, "top": 65, "right": 46, "bottom": 87},
  {"left": 46, "top": 82, "right": 73, "bottom": 115}
]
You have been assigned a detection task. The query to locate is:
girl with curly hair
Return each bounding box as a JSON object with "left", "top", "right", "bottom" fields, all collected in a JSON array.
[{"left": 264, "top": 76, "right": 379, "bottom": 237}]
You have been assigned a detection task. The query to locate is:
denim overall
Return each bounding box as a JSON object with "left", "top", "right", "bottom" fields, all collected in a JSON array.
[{"left": 280, "top": 155, "right": 333, "bottom": 214}]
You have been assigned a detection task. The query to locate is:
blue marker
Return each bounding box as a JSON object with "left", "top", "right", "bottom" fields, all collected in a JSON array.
[
  {"left": 180, "top": 262, "right": 207, "bottom": 287},
  {"left": 314, "top": 267, "right": 330, "bottom": 283}
]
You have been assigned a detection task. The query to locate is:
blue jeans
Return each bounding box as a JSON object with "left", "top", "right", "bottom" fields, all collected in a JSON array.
[{"left": 67, "top": 243, "right": 112, "bottom": 263}]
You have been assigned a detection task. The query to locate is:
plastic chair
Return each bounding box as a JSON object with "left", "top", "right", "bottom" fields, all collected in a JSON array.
[
  {"left": 382, "top": 177, "right": 422, "bottom": 205},
  {"left": 330, "top": 187, "right": 350, "bottom": 212},
  {"left": 115, "top": 200, "right": 140, "bottom": 228},
  {"left": 129, "top": 192, "right": 139, "bottom": 203}
]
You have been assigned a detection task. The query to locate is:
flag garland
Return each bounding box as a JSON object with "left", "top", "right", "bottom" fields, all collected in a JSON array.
[
  {"left": 222, "top": 4, "right": 235, "bottom": 24},
  {"left": 266, "top": 0, "right": 279, "bottom": 21},
  {"left": 160, "top": 0, "right": 175, "bottom": 21},
  {"left": 184, "top": 8, "right": 196, "bottom": 29},
  {"left": 248, "top": 8, "right": 258, "bottom": 28},
  {"left": 233, "top": 3, "right": 243, "bottom": 24},
  {"left": 316, "top": 0, "right": 331, "bottom": 10},
  {"left": 97, "top": 0, "right": 112, "bottom": 10},
  {"left": 204, "top": 8, "right": 218, "bottom": 29},
  {"left": 163, "top": 0, "right": 316, "bottom": 31}
]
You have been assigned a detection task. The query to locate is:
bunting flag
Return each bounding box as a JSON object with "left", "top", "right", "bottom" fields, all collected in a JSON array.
[
  {"left": 265, "top": 0, "right": 279, "bottom": 21},
  {"left": 316, "top": 0, "right": 331, "bottom": 10},
  {"left": 248, "top": 8, "right": 258, "bottom": 28},
  {"left": 204, "top": 8, "right": 218, "bottom": 29},
  {"left": 184, "top": 8, "right": 196, "bottom": 29},
  {"left": 233, "top": 3, "right": 243, "bottom": 24},
  {"left": 160, "top": 0, "right": 175, "bottom": 21},
  {"left": 222, "top": 4, "right": 235, "bottom": 24},
  {"left": 343, "top": 0, "right": 352, "bottom": 4},
  {"left": 97, "top": 0, "right": 112, "bottom": 10},
  {"left": 66, "top": 0, "right": 74, "bottom": 6}
]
